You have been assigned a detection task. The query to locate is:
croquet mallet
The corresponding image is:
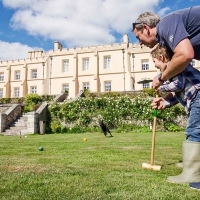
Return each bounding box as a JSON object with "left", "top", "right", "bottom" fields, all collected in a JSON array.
[{"left": 142, "top": 94, "right": 161, "bottom": 171}]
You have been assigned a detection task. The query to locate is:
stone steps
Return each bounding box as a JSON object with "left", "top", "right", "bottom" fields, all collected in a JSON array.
[
  {"left": 3, "top": 129, "right": 28, "bottom": 136},
  {"left": 2, "top": 115, "right": 28, "bottom": 136}
]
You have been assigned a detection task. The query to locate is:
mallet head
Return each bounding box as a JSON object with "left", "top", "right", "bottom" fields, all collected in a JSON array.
[{"left": 142, "top": 162, "right": 161, "bottom": 171}]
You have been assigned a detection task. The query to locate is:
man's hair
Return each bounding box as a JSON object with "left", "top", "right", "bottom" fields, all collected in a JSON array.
[
  {"left": 134, "top": 12, "right": 160, "bottom": 30},
  {"left": 151, "top": 45, "right": 173, "bottom": 60}
]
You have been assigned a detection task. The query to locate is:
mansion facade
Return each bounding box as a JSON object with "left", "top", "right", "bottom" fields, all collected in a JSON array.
[{"left": 0, "top": 34, "right": 199, "bottom": 98}]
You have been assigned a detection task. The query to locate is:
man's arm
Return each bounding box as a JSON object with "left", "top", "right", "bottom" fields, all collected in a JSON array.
[
  {"left": 162, "top": 38, "right": 194, "bottom": 80},
  {"left": 152, "top": 38, "right": 194, "bottom": 89}
]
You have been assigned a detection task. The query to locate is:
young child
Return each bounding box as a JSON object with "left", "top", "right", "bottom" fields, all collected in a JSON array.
[{"left": 150, "top": 45, "right": 200, "bottom": 189}]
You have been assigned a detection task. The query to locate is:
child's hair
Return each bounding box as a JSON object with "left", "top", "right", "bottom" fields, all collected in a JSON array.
[{"left": 151, "top": 45, "right": 173, "bottom": 61}]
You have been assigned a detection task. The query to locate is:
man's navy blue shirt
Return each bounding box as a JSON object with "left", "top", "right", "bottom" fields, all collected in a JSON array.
[{"left": 156, "top": 6, "right": 200, "bottom": 60}]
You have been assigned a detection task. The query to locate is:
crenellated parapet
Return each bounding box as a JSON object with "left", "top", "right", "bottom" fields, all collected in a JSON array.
[{"left": 0, "top": 34, "right": 151, "bottom": 66}]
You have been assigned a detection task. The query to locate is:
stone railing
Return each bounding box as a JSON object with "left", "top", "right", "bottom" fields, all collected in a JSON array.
[
  {"left": 72, "top": 90, "right": 84, "bottom": 101},
  {"left": 0, "top": 104, "right": 22, "bottom": 132},
  {"left": 36, "top": 102, "right": 48, "bottom": 134},
  {"left": 0, "top": 102, "right": 49, "bottom": 134},
  {"left": 36, "top": 102, "right": 48, "bottom": 121},
  {"left": 53, "top": 92, "right": 68, "bottom": 102},
  {"left": 0, "top": 104, "right": 12, "bottom": 113}
]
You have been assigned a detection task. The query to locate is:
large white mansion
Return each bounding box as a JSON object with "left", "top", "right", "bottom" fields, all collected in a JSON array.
[{"left": 0, "top": 34, "right": 199, "bottom": 98}]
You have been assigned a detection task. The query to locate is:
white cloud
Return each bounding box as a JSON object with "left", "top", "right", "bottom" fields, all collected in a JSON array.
[
  {"left": 2, "top": 0, "right": 165, "bottom": 47},
  {"left": 158, "top": 7, "right": 170, "bottom": 17},
  {"left": 0, "top": 40, "right": 40, "bottom": 61}
]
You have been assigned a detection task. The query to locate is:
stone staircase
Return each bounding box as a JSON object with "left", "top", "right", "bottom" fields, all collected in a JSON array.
[{"left": 2, "top": 114, "right": 28, "bottom": 136}]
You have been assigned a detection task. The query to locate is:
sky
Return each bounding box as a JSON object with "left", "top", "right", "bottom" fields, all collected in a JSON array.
[{"left": 0, "top": 0, "right": 199, "bottom": 61}]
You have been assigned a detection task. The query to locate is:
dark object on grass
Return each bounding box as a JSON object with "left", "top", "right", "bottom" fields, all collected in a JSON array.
[
  {"left": 38, "top": 147, "right": 44, "bottom": 151},
  {"left": 190, "top": 182, "right": 200, "bottom": 190},
  {"left": 99, "top": 120, "right": 113, "bottom": 137}
]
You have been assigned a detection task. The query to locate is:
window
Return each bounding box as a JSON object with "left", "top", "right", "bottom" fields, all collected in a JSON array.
[
  {"left": 0, "top": 72, "right": 4, "bottom": 81},
  {"left": 14, "top": 87, "right": 20, "bottom": 97},
  {"left": 0, "top": 88, "right": 3, "bottom": 98},
  {"left": 31, "top": 86, "right": 37, "bottom": 94},
  {"left": 63, "top": 60, "right": 69, "bottom": 72},
  {"left": 83, "top": 58, "right": 89, "bottom": 71},
  {"left": 104, "top": 56, "right": 111, "bottom": 69},
  {"left": 143, "top": 83, "right": 150, "bottom": 89},
  {"left": 104, "top": 81, "right": 111, "bottom": 91},
  {"left": 142, "top": 60, "right": 149, "bottom": 70},
  {"left": 15, "top": 71, "right": 20, "bottom": 80},
  {"left": 31, "top": 69, "right": 37, "bottom": 78},
  {"left": 63, "top": 84, "right": 69, "bottom": 93},
  {"left": 83, "top": 82, "right": 90, "bottom": 90}
]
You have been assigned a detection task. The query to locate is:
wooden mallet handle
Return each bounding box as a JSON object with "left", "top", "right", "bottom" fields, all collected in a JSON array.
[{"left": 150, "top": 94, "right": 158, "bottom": 166}]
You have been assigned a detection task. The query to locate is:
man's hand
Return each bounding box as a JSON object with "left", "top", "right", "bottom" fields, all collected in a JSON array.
[
  {"left": 152, "top": 75, "right": 162, "bottom": 90},
  {"left": 151, "top": 97, "right": 166, "bottom": 110}
]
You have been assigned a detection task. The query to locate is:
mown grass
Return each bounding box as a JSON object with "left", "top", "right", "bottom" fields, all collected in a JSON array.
[{"left": 0, "top": 131, "right": 199, "bottom": 200}]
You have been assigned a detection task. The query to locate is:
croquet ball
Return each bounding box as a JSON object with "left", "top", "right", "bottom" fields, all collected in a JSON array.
[
  {"left": 38, "top": 147, "right": 44, "bottom": 151},
  {"left": 83, "top": 138, "right": 87, "bottom": 142}
]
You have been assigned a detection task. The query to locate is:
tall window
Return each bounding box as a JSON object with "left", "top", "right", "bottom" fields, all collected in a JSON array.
[
  {"left": 0, "top": 88, "right": 3, "bottom": 98},
  {"left": 14, "top": 87, "right": 20, "bottom": 97},
  {"left": 63, "top": 60, "right": 69, "bottom": 72},
  {"left": 0, "top": 72, "right": 4, "bottom": 81},
  {"left": 143, "top": 83, "right": 150, "bottom": 89},
  {"left": 83, "top": 82, "right": 90, "bottom": 90},
  {"left": 31, "top": 69, "right": 37, "bottom": 78},
  {"left": 142, "top": 60, "right": 149, "bottom": 70},
  {"left": 104, "top": 56, "right": 111, "bottom": 69},
  {"left": 63, "top": 84, "right": 69, "bottom": 93},
  {"left": 15, "top": 71, "right": 20, "bottom": 80},
  {"left": 104, "top": 81, "right": 111, "bottom": 91},
  {"left": 83, "top": 58, "right": 89, "bottom": 71},
  {"left": 31, "top": 86, "right": 37, "bottom": 94}
]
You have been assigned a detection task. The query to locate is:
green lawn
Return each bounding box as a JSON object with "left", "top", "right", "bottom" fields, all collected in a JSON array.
[{"left": 0, "top": 131, "right": 199, "bottom": 200}]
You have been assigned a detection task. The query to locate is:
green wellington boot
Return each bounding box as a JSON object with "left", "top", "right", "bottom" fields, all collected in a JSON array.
[{"left": 167, "top": 141, "right": 200, "bottom": 184}]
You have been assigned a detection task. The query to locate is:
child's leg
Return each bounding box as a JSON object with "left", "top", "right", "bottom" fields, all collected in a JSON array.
[
  {"left": 185, "top": 91, "right": 200, "bottom": 142},
  {"left": 167, "top": 91, "right": 200, "bottom": 184}
]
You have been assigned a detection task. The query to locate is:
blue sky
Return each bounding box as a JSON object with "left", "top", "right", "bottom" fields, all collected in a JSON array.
[{"left": 0, "top": 0, "right": 199, "bottom": 61}]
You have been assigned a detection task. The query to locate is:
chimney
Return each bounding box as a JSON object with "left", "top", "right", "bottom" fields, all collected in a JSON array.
[
  {"left": 123, "top": 34, "right": 129, "bottom": 43},
  {"left": 54, "top": 41, "right": 63, "bottom": 51}
]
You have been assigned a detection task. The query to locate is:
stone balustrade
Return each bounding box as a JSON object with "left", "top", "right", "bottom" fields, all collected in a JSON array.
[
  {"left": 0, "top": 101, "right": 49, "bottom": 135},
  {"left": 0, "top": 104, "right": 22, "bottom": 132},
  {"left": 53, "top": 92, "right": 68, "bottom": 102}
]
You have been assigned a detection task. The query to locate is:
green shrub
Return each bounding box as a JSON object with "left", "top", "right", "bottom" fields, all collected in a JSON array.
[
  {"left": 41, "top": 95, "right": 56, "bottom": 102},
  {"left": 0, "top": 98, "right": 11, "bottom": 104},
  {"left": 23, "top": 104, "right": 34, "bottom": 113},
  {"left": 23, "top": 94, "right": 43, "bottom": 113},
  {"left": 164, "top": 122, "right": 185, "bottom": 132},
  {"left": 25, "top": 94, "right": 43, "bottom": 105},
  {"left": 50, "top": 120, "right": 62, "bottom": 133},
  {"left": 47, "top": 96, "right": 187, "bottom": 134},
  {"left": 142, "top": 88, "right": 156, "bottom": 97},
  {"left": 101, "top": 91, "right": 121, "bottom": 98},
  {"left": 9, "top": 98, "right": 24, "bottom": 104},
  {"left": 83, "top": 89, "right": 93, "bottom": 98}
]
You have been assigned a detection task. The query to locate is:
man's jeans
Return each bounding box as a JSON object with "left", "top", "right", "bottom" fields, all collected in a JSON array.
[{"left": 186, "top": 90, "right": 200, "bottom": 142}]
